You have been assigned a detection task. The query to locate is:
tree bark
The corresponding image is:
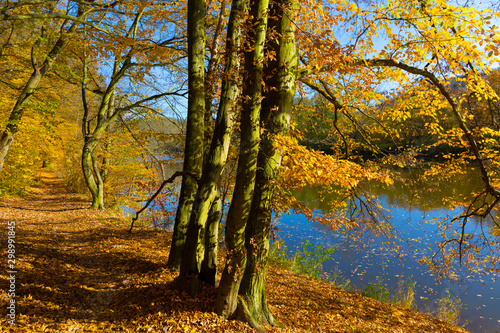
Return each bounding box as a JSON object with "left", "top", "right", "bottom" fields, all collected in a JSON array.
[
  {"left": 200, "top": 192, "right": 221, "bottom": 286},
  {"left": 167, "top": 0, "right": 206, "bottom": 271},
  {"left": 204, "top": 0, "right": 227, "bottom": 162},
  {"left": 81, "top": 138, "right": 105, "bottom": 209},
  {"left": 101, "top": 108, "right": 112, "bottom": 184},
  {"left": 215, "top": 0, "right": 269, "bottom": 319},
  {"left": 80, "top": 46, "right": 107, "bottom": 210},
  {"left": 176, "top": 0, "right": 243, "bottom": 291},
  {"left": 237, "top": 0, "right": 298, "bottom": 330}
]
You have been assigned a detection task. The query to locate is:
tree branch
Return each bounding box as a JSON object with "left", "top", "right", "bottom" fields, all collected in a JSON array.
[
  {"left": 118, "top": 113, "right": 166, "bottom": 180},
  {"left": 350, "top": 58, "right": 500, "bottom": 198},
  {"left": 128, "top": 171, "right": 199, "bottom": 233},
  {"left": 113, "top": 90, "right": 187, "bottom": 115}
]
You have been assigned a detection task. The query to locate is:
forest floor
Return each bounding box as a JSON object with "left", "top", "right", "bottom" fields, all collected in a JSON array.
[{"left": 0, "top": 171, "right": 469, "bottom": 332}]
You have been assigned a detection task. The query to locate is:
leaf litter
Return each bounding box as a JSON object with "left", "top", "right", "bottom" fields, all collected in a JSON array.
[{"left": 0, "top": 171, "right": 469, "bottom": 332}]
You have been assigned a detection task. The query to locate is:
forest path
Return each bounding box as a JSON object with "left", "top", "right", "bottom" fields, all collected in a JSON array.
[
  {"left": 0, "top": 171, "right": 468, "bottom": 332},
  {"left": 0, "top": 171, "right": 250, "bottom": 332}
]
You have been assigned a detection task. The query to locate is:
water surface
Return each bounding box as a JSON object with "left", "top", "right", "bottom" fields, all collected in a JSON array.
[{"left": 276, "top": 167, "right": 500, "bottom": 333}]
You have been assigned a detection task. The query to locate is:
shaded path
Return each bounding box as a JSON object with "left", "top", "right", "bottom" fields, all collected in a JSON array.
[{"left": 0, "top": 171, "right": 252, "bottom": 332}]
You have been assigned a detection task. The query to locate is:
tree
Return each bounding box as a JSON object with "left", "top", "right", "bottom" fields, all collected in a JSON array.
[
  {"left": 214, "top": 0, "right": 269, "bottom": 319},
  {"left": 234, "top": 1, "right": 298, "bottom": 328},
  {"left": 175, "top": 0, "right": 244, "bottom": 290},
  {"left": 167, "top": 0, "right": 207, "bottom": 269},
  {"left": 292, "top": 0, "right": 500, "bottom": 277},
  {"left": 78, "top": 1, "right": 186, "bottom": 209},
  {"left": 80, "top": 8, "right": 144, "bottom": 209},
  {"left": 176, "top": 0, "right": 301, "bottom": 330},
  {"left": 0, "top": 1, "right": 91, "bottom": 171}
]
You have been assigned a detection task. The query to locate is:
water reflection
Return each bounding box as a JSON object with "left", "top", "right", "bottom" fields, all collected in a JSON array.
[{"left": 277, "top": 166, "right": 500, "bottom": 333}]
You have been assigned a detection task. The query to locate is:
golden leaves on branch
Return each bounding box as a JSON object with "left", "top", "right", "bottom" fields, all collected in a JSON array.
[{"left": 271, "top": 134, "right": 392, "bottom": 229}]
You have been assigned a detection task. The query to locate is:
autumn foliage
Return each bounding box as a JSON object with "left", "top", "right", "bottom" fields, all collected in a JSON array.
[{"left": 0, "top": 0, "right": 499, "bottom": 331}]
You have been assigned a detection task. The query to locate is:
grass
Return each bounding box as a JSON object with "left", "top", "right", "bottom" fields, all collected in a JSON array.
[
  {"left": 269, "top": 239, "right": 351, "bottom": 289},
  {"left": 360, "top": 274, "right": 392, "bottom": 304},
  {"left": 394, "top": 275, "right": 417, "bottom": 309},
  {"left": 436, "top": 289, "right": 462, "bottom": 326},
  {"left": 360, "top": 274, "right": 416, "bottom": 309},
  {"left": 360, "top": 276, "right": 462, "bottom": 325}
]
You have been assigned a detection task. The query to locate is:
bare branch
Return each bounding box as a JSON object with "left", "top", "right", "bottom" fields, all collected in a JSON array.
[
  {"left": 114, "top": 90, "right": 187, "bottom": 114},
  {"left": 118, "top": 113, "right": 166, "bottom": 180},
  {"left": 129, "top": 171, "right": 199, "bottom": 233}
]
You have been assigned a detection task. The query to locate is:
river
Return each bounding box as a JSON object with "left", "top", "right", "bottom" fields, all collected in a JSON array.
[{"left": 276, "top": 166, "right": 500, "bottom": 333}]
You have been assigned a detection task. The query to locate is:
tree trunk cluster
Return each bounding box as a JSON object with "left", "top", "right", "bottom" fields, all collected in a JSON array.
[{"left": 167, "top": 0, "right": 298, "bottom": 331}]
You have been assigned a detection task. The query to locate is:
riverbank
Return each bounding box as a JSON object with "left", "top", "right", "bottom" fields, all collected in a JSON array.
[{"left": 0, "top": 171, "right": 468, "bottom": 332}]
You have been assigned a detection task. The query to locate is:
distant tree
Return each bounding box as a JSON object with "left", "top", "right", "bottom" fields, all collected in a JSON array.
[
  {"left": 0, "top": 1, "right": 90, "bottom": 171},
  {"left": 78, "top": 2, "right": 186, "bottom": 209}
]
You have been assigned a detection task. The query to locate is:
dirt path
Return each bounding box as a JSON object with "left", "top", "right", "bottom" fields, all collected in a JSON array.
[{"left": 0, "top": 171, "right": 468, "bottom": 332}]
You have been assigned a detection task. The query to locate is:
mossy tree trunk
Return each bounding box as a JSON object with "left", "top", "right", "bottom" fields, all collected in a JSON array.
[
  {"left": 167, "top": 0, "right": 206, "bottom": 271},
  {"left": 237, "top": 0, "right": 298, "bottom": 331},
  {"left": 80, "top": 39, "right": 105, "bottom": 210},
  {"left": 176, "top": 0, "right": 243, "bottom": 292},
  {"left": 81, "top": 85, "right": 118, "bottom": 210},
  {"left": 215, "top": 0, "right": 269, "bottom": 319},
  {"left": 200, "top": 192, "right": 222, "bottom": 286},
  {"left": 101, "top": 109, "right": 112, "bottom": 184},
  {"left": 81, "top": 140, "right": 105, "bottom": 209},
  {"left": 204, "top": 1, "right": 227, "bottom": 161},
  {"left": 81, "top": 89, "right": 116, "bottom": 210}
]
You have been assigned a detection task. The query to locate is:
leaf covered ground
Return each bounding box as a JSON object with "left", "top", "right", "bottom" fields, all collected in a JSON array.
[{"left": 0, "top": 171, "right": 469, "bottom": 332}]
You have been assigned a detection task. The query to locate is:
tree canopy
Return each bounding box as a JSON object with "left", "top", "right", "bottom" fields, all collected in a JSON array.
[{"left": 1, "top": 0, "right": 499, "bottom": 330}]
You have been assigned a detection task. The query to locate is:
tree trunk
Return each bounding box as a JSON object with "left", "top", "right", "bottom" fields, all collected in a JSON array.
[
  {"left": 215, "top": 0, "right": 269, "bottom": 319},
  {"left": 80, "top": 49, "right": 107, "bottom": 210},
  {"left": 204, "top": 0, "right": 227, "bottom": 163},
  {"left": 176, "top": 0, "right": 243, "bottom": 291},
  {"left": 92, "top": 152, "right": 105, "bottom": 207},
  {"left": 200, "top": 192, "right": 221, "bottom": 286},
  {"left": 167, "top": 0, "right": 206, "bottom": 271},
  {"left": 101, "top": 109, "right": 112, "bottom": 184},
  {"left": 81, "top": 139, "right": 105, "bottom": 209},
  {"left": 237, "top": 0, "right": 298, "bottom": 330}
]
